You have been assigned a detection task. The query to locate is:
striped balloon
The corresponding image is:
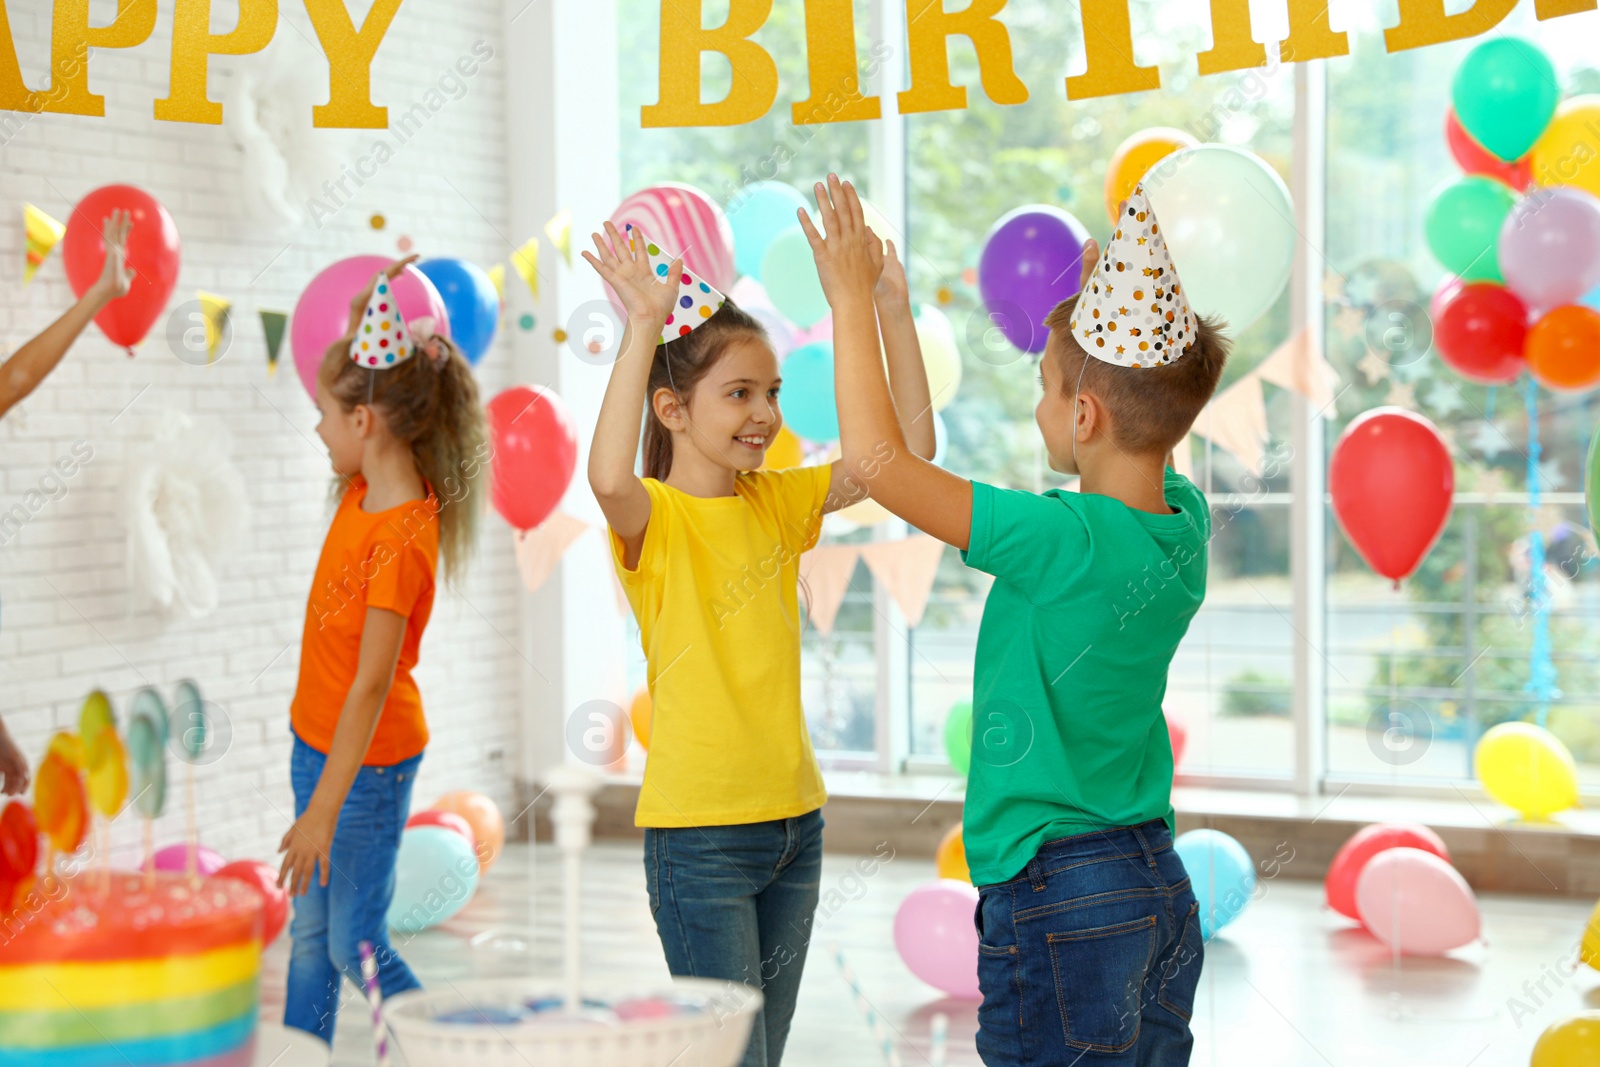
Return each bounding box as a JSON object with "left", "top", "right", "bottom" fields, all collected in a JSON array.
[{"left": 609, "top": 183, "right": 736, "bottom": 300}]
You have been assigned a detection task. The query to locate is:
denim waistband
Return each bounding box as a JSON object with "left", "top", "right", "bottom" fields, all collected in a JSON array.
[{"left": 1011, "top": 819, "right": 1173, "bottom": 889}]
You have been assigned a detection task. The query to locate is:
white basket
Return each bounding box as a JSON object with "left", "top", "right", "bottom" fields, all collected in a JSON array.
[{"left": 385, "top": 977, "right": 762, "bottom": 1067}]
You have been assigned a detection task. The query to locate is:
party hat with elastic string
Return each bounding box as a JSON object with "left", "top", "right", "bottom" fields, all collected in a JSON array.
[
  {"left": 1068, "top": 185, "right": 1196, "bottom": 367},
  {"left": 625, "top": 224, "right": 726, "bottom": 346},
  {"left": 349, "top": 273, "right": 438, "bottom": 368}
]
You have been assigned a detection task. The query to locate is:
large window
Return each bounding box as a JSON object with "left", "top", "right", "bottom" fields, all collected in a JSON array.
[
  {"left": 1322, "top": 13, "right": 1600, "bottom": 789},
  {"left": 615, "top": 1, "right": 1600, "bottom": 795}
]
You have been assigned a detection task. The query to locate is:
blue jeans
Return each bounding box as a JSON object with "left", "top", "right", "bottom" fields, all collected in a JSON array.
[
  {"left": 644, "top": 809, "right": 824, "bottom": 1067},
  {"left": 974, "top": 820, "right": 1203, "bottom": 1066},
  {"left": 284, "top": 733, "right": 424, "bottom": 1044}
]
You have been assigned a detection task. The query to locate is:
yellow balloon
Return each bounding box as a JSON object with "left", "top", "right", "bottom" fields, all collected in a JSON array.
[
  {"left": 1474, "top": 722, "right": 1578, "bottom": 820},
  {"left": 936, "top": 824, "right": 970, "bottom": 883},
  {"left": 1104, "top": 127, "right": 1200, "bottom": 224},
  {"left": 1533, "top": 1011, "right": 1600, "bottom": 1066},
  {"left": 913, "top": 305, "right": 962, "bottom": 412},
  {"left": 46, "top": 731, "right": 83, "bottom": 770},
  {"left": 762, "top": 425, "right": 805, "bottom": 470},
  {"left": 629, "top": 686, "right": 653, "bottom": 751},
  {"left": 1580, "top": 898, "right": 1600, "bottom": 972},
  {"left": 1531, "top": 96, "right": 1600, "bottom": 199}
]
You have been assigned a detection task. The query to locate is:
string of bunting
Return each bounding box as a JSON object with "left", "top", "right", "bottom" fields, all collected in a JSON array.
[{"left": 1188, "top": 326, "right": 1338, "bottom": 475}]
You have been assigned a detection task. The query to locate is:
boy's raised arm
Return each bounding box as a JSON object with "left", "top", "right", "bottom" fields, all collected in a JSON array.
[
  {"left": 874, "top": 242, "right": 938, "bottom": 461},
  {"left": 801, "top": 175, "right": 973, "bottom": 551}
]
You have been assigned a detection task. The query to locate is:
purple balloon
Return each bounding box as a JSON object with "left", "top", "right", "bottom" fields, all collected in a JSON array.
[
  {"left": 153, "top": 843, "right": 227, "bottom": 877},
  {"left": 1500, "top": 187, "right": 1600, "bottom": 310},
  {"left": 978, "top": 205, "right": 1091, "bottom": 353}
]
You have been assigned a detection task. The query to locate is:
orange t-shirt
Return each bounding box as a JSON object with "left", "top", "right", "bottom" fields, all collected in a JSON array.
[{"left": 290, "top": 477, "right": 439, "bottom": 766}]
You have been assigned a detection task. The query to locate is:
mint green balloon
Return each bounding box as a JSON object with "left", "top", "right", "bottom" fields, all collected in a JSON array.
[
  {"left": 760, "top": 226, "right": 829, "bottom": 329},
  {"left": 1425, "top": 176, "right": 1515, "bottom": 283},
  {"left": 1452, "top": 38, "right": 1559, "bottom": 162},
  {"left": 944, "top": 701, "right": 973, "bottom": 776}
]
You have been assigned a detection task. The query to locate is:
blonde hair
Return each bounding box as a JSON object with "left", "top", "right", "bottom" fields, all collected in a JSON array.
[{"left": 319, "top": 336, "right": 488, "bottom": 583}]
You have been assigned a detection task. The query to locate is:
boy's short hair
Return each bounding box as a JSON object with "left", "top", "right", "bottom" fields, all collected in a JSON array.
[{"left": 1043, "top": 294, "right": 1231, "bottom": 455}]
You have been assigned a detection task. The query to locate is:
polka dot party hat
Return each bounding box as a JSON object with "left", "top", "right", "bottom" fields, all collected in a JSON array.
[
  {"left": 1068, "top": 184, "right": 1196, "bottom": 367},
  {"left": 349, "top": 273, "right": 418, "bottom": 368},
  {"left": 625, "top": 224, "right": 726, "bottom": 346}
]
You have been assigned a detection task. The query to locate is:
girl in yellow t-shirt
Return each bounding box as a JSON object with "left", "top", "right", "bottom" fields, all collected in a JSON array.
[{"left": 583, "top": 215, "right": 933, "bottom": 1067}]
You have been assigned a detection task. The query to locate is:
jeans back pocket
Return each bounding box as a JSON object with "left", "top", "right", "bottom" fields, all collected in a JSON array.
[{"left": 1046, "top": 914, "right": 1158, "bottom": 1054}]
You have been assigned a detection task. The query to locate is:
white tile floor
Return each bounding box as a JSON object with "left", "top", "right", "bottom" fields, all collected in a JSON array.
[{"left": 259, "top": 842, "right": 1599, "bottom": 1067}]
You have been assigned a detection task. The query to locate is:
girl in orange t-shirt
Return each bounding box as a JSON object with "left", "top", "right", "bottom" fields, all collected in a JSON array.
[{"left": 277, "top": 258, "right": 487, "bottom": 1046}]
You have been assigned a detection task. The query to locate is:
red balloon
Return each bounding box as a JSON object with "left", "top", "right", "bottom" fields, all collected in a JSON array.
[
  {"left": 1165, "top": 709, "right": 1187, "bottom": 768},
  {"left": 1325, "top": 823, "right": 1450, "bottom": 921},
  {"left": 1330, "top": 408, "right": 1454, "bottom": 587},
  {"left": 1445, "top": 109, "right": 1531, "bottom": 192},
  {"left": 406, "top": 808, "right": 476, "bottom": 845},
  {"left": 1434, "top": 282, "right": 1528, "bottom": 384},
  {"left": 211, "top": 859, "right": 290, "bottom": 946},
  {"left": 487, "top": 385, "right": 578, "bottom": 531},
  {"left": 61, "top": 185, "right": 181, "bottom": 353}
]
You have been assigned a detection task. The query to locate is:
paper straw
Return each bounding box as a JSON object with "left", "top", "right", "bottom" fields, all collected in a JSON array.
[
  {"left": 358, "top": 940, "right": 390, "bottom": 1067},
  {"left": 827, "top": 941, "right": 903, "bottom": 1067},
  {"left": 930, "top": 1012, "right": 948, "bottom": 1067}
]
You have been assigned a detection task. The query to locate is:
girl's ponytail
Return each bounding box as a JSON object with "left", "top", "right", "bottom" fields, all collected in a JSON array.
[{"left": 319, "top": 335, "right": 487, "bottom": 583}]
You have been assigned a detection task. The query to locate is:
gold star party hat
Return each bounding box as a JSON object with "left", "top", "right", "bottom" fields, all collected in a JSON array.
[
  {"left": 1069, "top": 184, "right": 1196, "bottom": 367},
  {"left": 624, "top": 224, "right": 726, "bottom": 345},
  {"left": 349, "top": 273, "right": 436, "bottom": 368}
]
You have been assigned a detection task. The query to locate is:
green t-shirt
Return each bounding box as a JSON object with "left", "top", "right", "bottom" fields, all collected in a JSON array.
[{"left": 958, "top": 466, "right": 1210, "bottom": 885}]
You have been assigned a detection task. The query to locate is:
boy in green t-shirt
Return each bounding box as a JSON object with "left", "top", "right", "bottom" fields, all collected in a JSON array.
[{"left": 803, "top": 175, "right": 1229, "bottom": 1065}]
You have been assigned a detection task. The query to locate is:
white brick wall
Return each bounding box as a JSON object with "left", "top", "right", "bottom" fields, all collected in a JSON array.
[{"left": 0, "top": 1, "right": 521, "bottom": 866}]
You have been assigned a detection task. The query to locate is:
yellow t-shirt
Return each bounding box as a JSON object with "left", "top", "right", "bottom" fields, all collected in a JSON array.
[{"left": 610, "top": 466, "right": 832, "bottom": 828}]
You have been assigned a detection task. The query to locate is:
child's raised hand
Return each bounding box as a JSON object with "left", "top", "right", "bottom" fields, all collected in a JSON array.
[
  {"left": 874, "top": 238, "right": 909, "bottom": 309},
  {"left": 582, "top": 221, "right": 682, "bottom": 327},
  {"left": 798, "top": 174, "right": 882, "bottom": 309},
  {"left": 88, "top": 209, "right": 133, "bottom": 304}
]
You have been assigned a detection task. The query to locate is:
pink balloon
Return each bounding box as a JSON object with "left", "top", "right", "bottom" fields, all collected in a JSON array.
[
  {"left": 290, "top": 257, "right": 452, "bottom": 400},
  {"left": 792, "top": 312, "right": 833, "bottom": 350},
  {"left": 608, "top": 183, "right": 735, "bottom": 317},
  {"left": 1325, "top": 823, "right": 1449, "bottom": 921},
  {"left": 893, "top": 879, "right": 980, "bottom": 1000},
  {"left": 1499, "top": 187, "right": 1600, "bottom": 310},
  {"left": 153, "top": 842, "right": 226, "bottom": 877},
  {"left": 1355, "top": 847, "right": 1479, "bottom": 956}
]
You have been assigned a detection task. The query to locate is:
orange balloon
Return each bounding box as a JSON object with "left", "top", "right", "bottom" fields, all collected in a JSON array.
[
  {"left": 629, "top": 686, "right": 653, "bottom": 751},
  {"left": 430, "top": 791, "right": 504, "bottom": 874},
  {"left": 761, "top": 426, "right": 804, "bottom": 470},
  {"left": 935, "top": 823, "right": 970, "bottom": 883},
  {"left": 1526, "top": 305, "right": 1600, "bottom": 391},
  {"left": 1104, "top": 127, "right": 1199, "bottom": 224},
  {"left": 34, "top": 752, "right": 87, "bottom": 854}
]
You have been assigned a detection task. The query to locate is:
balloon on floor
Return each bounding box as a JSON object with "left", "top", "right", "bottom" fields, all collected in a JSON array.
[
  {"left": 1324, "top": 823, "right": 1450, "bottom": 922},
  {"left": 407, "top": 809, "right": 476, "bottom": 845},
  {"left": 429, "top": 790, "right": 505, "bottom": 873},
  {"left": 389, "top": 825, "right": 481, "bottom": 933},
  {"left": 935, "top": 824, "right": 969, "bottom": 883},
  {"left": 1474, "top": 722, "right": 1578, "bottom": 820},
  {"left": 629, "top": 686, "right": 653, "bottom": 751},
  {"left": 1533, "top": 1011, "right": 1600, "bottom": 1067},
  {"left": 1174, "top": 829, "right": 1255, "bottom": 940},
  {"left": 893, "top": 880, "right": 980, "bottom": 1000},
  {"left": 1354, "top": 847, "right": 1480, "bottom": 956}
]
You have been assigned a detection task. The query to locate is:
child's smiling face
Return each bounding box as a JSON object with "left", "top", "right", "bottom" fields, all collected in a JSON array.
[{"left": 678, "top": 335, "right": 784, "bottom": 472}]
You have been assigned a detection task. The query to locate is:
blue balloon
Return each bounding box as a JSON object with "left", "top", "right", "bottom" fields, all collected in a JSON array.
[
  {"left": 418, "top": 258, "right": 499, "bottom": 366},
  {"left": 1583, "top": 284, "right": 1600, "bottom": 314},
  {"left": 729, "top": 181, "right": 810, "bottom": 279},
  {"left": 388, "top": 826, "right": 480, "bottom": 933},
  {"left": 781, "top": 342, "right": 837, "bottom": 442},
  {"left": 1173, "top": 829, "right": 1256, "bottom": 940}
]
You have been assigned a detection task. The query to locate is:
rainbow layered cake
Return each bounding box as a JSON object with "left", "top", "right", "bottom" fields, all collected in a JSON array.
[{"left": 0, "top": 871, "right": 262, "bottom": 1067}]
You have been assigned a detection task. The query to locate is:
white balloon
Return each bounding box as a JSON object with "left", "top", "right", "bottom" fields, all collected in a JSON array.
[{"left": 1142, "top": 145, "right": 1295, "bottom": 334}]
